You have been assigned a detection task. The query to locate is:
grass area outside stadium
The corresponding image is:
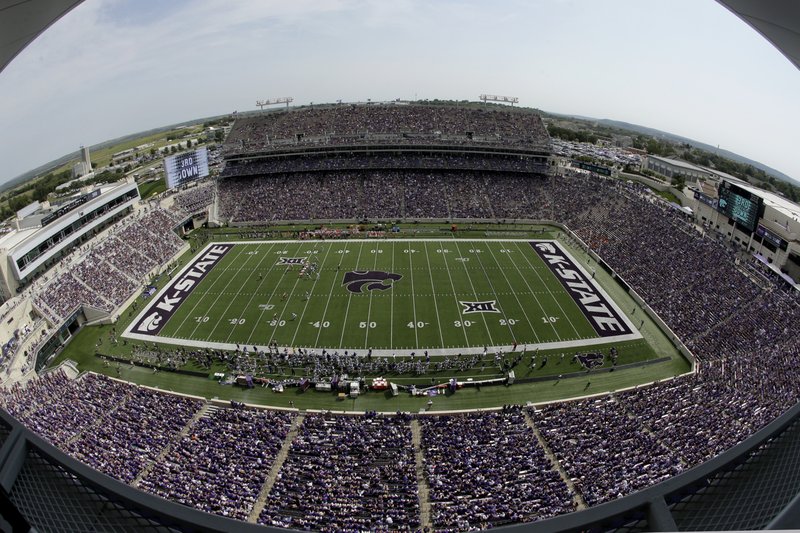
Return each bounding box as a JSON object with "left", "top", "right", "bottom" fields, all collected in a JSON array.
[{"left": 51, "top": 223, "right": 691, "bottom": 411}]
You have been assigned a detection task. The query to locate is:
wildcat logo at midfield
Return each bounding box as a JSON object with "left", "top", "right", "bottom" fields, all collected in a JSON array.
[
  {"left": 460, "top": 301, "right": 501, "bottom": 314},
  {"left": 277, "top": 257, "right": 307, "bottom": 265},
  {"left": 342, "top": 271, "right": 402, "bottom": 293}
]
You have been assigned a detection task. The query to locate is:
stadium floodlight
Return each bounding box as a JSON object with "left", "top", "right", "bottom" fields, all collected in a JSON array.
[
  {"left": 256, "top": 97, "right": 294, "bottom": 109},
  {"left": 479, "top": 94, "right": 519, "bottom": 105}
]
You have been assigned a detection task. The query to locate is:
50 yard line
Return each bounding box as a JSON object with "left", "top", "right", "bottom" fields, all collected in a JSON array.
[
  {"left": 363, "top": 242, "right": 382, "bottom": 349},
  {"left": 337, "top": 242, "right": 365, "bottom": 349}
]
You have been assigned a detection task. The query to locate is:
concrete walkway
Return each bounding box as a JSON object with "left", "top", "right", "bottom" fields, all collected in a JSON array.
[
  {"left": 132, "top": 402, "right": 211, "bottom": 488},
  {"left": 247, "top": 413, "right": 305, "bottom": 523},
  {"left": 523, "top": 410, "right": 588, "bottom": 510},
  {"left": 410, "top": 419, "right": 433, "bottom": 531}
]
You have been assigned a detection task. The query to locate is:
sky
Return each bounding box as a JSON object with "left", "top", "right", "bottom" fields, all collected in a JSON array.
[{"left": 0, "top": 0, "right": 799, "bottom": 183}]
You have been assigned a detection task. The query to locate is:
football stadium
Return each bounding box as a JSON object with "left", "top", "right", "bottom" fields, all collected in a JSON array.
[{"left": 1, "top": 2, "right": 800, "bottom": 532}]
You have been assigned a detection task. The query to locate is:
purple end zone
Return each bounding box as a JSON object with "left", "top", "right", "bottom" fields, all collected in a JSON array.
[
  {"left": 132, "top": 244, "right": 233, "bottom": 336},
  {"left": 530, "top": 241, "right": 632, "bottom": 337}
]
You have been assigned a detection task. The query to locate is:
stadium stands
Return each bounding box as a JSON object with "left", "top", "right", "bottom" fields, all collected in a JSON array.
[
  {"left": 4, "top": 103, "right": 800, "bottom": 530},
  {"left": 419, "top": 410, "right": 574, "bottom": 529},
  {"left": 139, "top": 407, "right": 293, "bottom": 520},
  {"left": 259, "top": 413, "right": 420, "bottom": 531},
  {"left": 32, "top": 207, "right": 185, "bottom": 323},
  {"left": 223, "top": 104, "right": 550, "bottom": 156}
]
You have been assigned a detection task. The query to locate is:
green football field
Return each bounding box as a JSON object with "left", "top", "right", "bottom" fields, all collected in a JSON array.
[{"left": 124, "top": 239, "right": 641, "bottom": 354}]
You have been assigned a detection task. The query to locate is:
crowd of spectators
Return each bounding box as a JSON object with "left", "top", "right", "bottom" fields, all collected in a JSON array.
[
  {"left": 419, "top": 410, "right": 574, "bottom": 529},
  {"left": 139, "top": 406, "right": 293, "bottom": 520},
  {"left": 532, "top": 397, "right": 684, "bottom": 506},
  {"left": 170, "top": 182, "right": 214, "bottom": 216},
  {"left": 33, "top": 207, "right": 185, "bottom": 323},
  {"left": 8, "top": 152, "right": 800, "bottom": 530},
  {"left": 65, "top": 385, "right": 202, "bottom": 483},
  {"left": 221, "top": 153, "right": 547, "bottom": 179},
  {"left": 0, "top": 371, "right": 131, "bottom": 446},
  {"left": 224, "top": 104, "right": 549, "bottom": 155},
  {"left": 259, "top": 413, "right": 420, "bottom": 531},
  {"left": 218, "top": 170, "right": 555, "bottom": 223}
]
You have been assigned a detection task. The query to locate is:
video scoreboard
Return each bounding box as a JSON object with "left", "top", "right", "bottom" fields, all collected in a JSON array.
[
  {"left": 717, "top": 181, "right": 763, "bottom": 232},
  {"left": 164, "top": 147, "right": 209, "bottom": 189}
]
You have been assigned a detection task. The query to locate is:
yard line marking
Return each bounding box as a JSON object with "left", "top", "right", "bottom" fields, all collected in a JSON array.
[
  {"left": 363, "top": 242, "right": 382, "bottom": 349},
  {"left": 467, "top": 242, "right": 517, "bottom": 340},
  {"left": 450, "top": 241, "right": 495, "bottom": 347},
  {"left": 408, "top": 241, "right": 420, "bottom": 350},
  {"left": 289, "top": 243, "right": 334, "bottom": 348},
  {"left": 390, "top": 242, "right": 396, "bottom": 348},
  {"left": 175, "top": 245, "right": 256, "bottom": 339},
  {"left": 264, "top": 244, "right": 314, "bottom": 345},
  {"left": 313, "top": 242, "right": 349, "bottom": 348},
  {"left": 217, "top": 243, "right": 280, "bottom": 344},
  {"left": 338, "top": 242, "right": 365, "bottom": 349},
  {"left": 242, "top": 245, "right": 294, "bottom": 346},
  {"left": 434, "top": 241, "right": 471, "bottom": 344},
  {"left": 512, "top": 241, "right": 582, "bottom": 338},
  {"left": 215, "top": 243, "right": 281, "bottom": 343},
  {"left": 422, "top": 241, "right": 446, "bottom": 348},
  {"left": 483, "top": 242, "right": 540, "bottom": 344}
]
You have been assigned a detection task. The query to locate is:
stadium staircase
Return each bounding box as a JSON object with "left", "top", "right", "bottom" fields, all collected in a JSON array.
[
  {"left": 615, "top": 395, "right": 691, "bottom": 468},
  {"left": 131, "top": 401, "right": 211, "bottom": 488},
  {"left": 70, "top": 272, "right": 115, "bottom": 311},
  {"left": 687, "top": 291, "right": 770, "bottom": 347},
  {"left": 523, "top": 411, "right": 588, "bottom": 510},
  {"left": 410, "top": 419, "right": 433, "bottom": 531},
  {"left": 247, "top": 412, "right": 305, "bottom": 523}
]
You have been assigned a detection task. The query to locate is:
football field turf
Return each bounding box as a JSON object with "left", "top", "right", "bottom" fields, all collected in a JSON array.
[{"left": 124, "top": 239, "right": 641, "bottom": 354}]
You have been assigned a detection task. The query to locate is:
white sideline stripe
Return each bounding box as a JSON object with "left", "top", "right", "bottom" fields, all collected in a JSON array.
[
  {"left": 122, "top": 239, "right": 643, "bottom": 350},
  {"left": 119, "top": 331, "right": 644, "bottom": 357}
]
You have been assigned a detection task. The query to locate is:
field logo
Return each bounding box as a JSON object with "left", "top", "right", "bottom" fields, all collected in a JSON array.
[
  {"left": 342, "top": 271, "right": 402, "bottom": 293},
  {"left": 576, "top": 352, "right": 604, "bottom": 369},
  {"left": 133, "top": 244, "right": 233, "bottom": 335},
  {"left": 460, "top": 300, "right": 501, "bottom": 314},
  {"left": 278, "top": 257, "right": 307, "bottom": 265},
  {"left": 136, "top": 312, "right": 163, "bottom": 332},
  {"left": 534, "top": 242, "right": 557, "bottom": 254},
  {"left": 530, "top": 241, "right": 633, "bottom": 337}
]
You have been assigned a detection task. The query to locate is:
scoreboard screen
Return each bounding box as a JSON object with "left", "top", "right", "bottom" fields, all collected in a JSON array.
[
  {"left": 164, "top": 147, "right": 209, "bottom": 189},
  {"left": 717, "top": 181, "right": 762, "bottom": 232}
]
